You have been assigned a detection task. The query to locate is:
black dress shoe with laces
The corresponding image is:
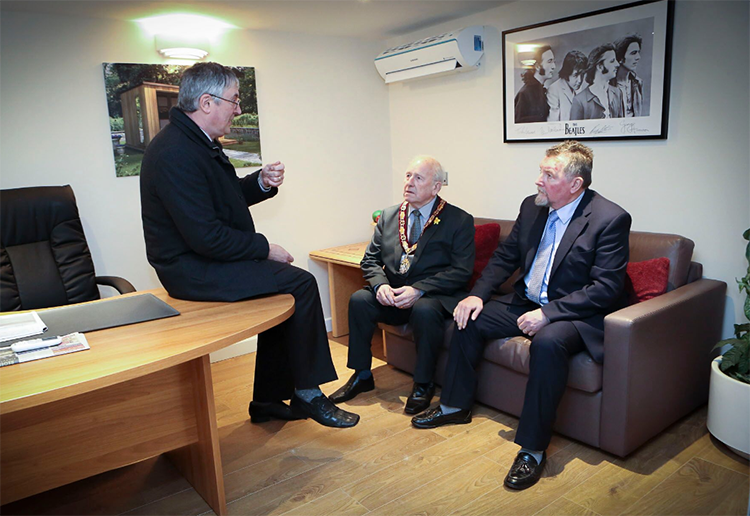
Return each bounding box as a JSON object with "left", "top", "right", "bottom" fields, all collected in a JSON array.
[
  {"left": 248, "top": 400, "right": 304, "bottom": 423},
  {"left": 290, "top": 394, "right": 360, "bottom": 428},
  {"left": 411, "top": 406, "right": 471, "bottom": 429},
  {"left": 329, "top": 372, "right": 375, "bottom": 403},
  {"left": 504, "top": 451, "right": 546, "bottom": 490},
  {"left": 404, "top": 382, "right": 435, "bottom": 415}
]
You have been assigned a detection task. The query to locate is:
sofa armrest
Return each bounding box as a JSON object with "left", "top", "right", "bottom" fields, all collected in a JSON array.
[
  {"left": 96, "top": 276, "right": 136, "bottom": 295},
  {"left": 599, "top": 278, "right": 727, "bottom": 457}
]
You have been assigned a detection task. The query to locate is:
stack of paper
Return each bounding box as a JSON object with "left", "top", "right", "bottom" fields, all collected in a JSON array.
[{"left": 0, "top": 312, "right": 47, "bottom": 343}]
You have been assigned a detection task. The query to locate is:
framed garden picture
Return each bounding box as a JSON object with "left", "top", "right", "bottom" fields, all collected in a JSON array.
[{"left": 503, "top": 0, "right": 674, "bottom": 142}]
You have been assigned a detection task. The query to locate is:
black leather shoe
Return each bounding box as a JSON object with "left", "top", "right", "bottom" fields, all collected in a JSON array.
[
  {"left": 329, "top": 372, "right": 375, "bottom": 403},
  {"left": 404, "top": 382, "right": 435, "bottom": 415},
  {"left": 290, "top": 394, "right": 360, "bottom": 428},
  {"left": 248, "top": 401, "right": 304, "bottom": 423},
  {"left": 504, "top": 452, "right": 546, "bottom": 490},
  {"left": 411, "top": 406, "right": 471, "bottom": 429}
]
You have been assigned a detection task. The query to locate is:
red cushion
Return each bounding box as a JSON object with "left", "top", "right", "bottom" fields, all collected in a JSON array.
[
  {"left": 470, "top": 223, "right": 501, "bottom": 289},
  {"left": 625, "top": 257, "right": 670, "bottom": 304}
]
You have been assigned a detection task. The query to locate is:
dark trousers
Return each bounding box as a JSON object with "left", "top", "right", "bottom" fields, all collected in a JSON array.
[
  {"left": 252, "top": 261, "right": 337, "bottom": 402},
  {"left": 348, "top": 289, "right": 448, "bottom": 384},
  {"left": 440, "top": 298, "right": 585, "bottom": 451}
]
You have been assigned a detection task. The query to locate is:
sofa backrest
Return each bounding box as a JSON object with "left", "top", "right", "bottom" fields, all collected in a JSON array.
[{"left": 474, "top": 217, "right": 697, "bottom": 293}]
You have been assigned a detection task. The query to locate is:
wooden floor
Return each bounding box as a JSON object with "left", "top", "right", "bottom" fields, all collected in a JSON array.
[{"left": 4, "top": 334, "right": 749, "bottom": 516}]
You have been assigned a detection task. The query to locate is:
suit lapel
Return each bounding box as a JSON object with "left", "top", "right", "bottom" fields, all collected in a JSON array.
[
  {"left": 409, "top": 200, "right": 442, "bottom": 274},
  {"left": 549, "top": 190, "right": 593, "bottom": 279}
]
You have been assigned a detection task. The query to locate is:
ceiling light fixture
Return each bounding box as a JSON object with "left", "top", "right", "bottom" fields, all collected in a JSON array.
[{"left": 137, "top": 14, "right": 237, "bottom": 61}]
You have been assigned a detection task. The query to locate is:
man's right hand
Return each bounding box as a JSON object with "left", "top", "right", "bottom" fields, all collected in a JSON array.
[
  {"left": 268, "top": 243, "right": 294, "bottom": 264},
  {"left": 453, "top": 295, "right": 484, "bottom": 330},
  {"left": 376, "top": 284, "right": 397, "bottom": 307}
]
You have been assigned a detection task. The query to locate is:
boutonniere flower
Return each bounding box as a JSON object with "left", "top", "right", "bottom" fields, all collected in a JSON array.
[{"left": 434, "top": 217, "right": 441, "bottom": 225}]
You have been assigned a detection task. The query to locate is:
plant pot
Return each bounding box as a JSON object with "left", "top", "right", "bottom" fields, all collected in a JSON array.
[{"left": 707, "top": 356, "right": 750, "bottom": 459}]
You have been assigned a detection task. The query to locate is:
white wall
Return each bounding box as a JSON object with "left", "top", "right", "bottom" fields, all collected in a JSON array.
[
  {"left": 0, "top": 11, "right": 392, "bottom": 333},
  {"left": 385, "top": 0, "right": 750, "bottom": 338}
]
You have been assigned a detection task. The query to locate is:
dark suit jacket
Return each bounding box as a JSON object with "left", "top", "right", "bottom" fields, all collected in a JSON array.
[
  {"left": 140, "top": 107, "right": 280, "bottom": 302},
  {"left": 471, "top": 190, "right": 631, "bottom": 362},
  {"left": 361, "top": 200, "right": 475, "bottom": 313}
]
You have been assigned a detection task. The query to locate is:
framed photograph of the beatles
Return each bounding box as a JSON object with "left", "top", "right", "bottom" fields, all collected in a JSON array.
[{"left": 502, "top": 0, "right": 674, "bottom": 142}]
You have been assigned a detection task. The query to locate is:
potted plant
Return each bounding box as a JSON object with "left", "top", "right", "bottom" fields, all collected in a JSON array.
[{"left": 707, "top": 228, "right": 750, "bottom": 459}]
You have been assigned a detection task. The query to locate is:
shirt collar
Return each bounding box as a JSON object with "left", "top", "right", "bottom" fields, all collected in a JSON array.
[
  {"left": 551, "top": 190, "right": 585, "bottom": 225},
  {"left": 408, "top": 196, "right": 437, "bottom": 220}
]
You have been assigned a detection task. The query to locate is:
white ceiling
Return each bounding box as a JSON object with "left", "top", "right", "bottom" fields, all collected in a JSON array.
[{"left": 0, "top": 0, "right": 509, "bottom": 40}]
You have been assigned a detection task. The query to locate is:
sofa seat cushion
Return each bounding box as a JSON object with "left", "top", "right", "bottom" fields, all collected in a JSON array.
[
  {"left": 379, "top": 321, "right": 603, "bottom": 393},
  {"left": 482, "top": 336, "right": 603, "bottom": 393}
]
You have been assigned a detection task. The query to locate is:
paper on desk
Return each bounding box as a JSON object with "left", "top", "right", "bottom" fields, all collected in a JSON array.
[
  {"left": 0, "top": 332, "right": 90, "bottom": 367},
  {"left": 0, "top": 311, "right": 47, "bottom": 343}
]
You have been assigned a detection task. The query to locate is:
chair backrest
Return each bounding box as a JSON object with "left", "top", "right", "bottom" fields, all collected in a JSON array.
[{"left": 1, "top": 186, "right": 100, "bottom": 311}]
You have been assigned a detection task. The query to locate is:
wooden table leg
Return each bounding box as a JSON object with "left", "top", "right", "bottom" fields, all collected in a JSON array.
[
  {"left": 327, "top": 263, "right": 365, "bottom": 337},
  {"left": 167, "top": 355, "right": 227, "bottom": 515}
]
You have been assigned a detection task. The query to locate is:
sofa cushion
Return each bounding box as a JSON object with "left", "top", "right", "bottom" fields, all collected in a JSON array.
[
  {"left": 470, "top": 223, "right": 501, "bottom": 289},
  {"left": 481, "top": 336, "right": 603, "bottom": 393},
  {"left": 380, "top": 321, "right": 603, "bottom": 393},
  {"left": 625, "top": 257, "right": 670, "bottom": 304}
]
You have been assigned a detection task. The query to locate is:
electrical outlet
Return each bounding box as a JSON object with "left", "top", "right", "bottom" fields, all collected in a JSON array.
[{"left": 443, "top": 171, "right": 449, "bottom": 186}]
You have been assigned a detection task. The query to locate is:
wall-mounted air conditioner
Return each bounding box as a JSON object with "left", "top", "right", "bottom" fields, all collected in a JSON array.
[{"left": 375, "top": 26, "right": 484, "bottom": 84}]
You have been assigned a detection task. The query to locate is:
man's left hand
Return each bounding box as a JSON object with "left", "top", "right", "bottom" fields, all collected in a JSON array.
[
  {"left": 261, "top": 161, "right": 285, "bottom": 188},
  {"left": 517, "top": 308, "right": 550, "bottom": 337},
  {"left": 392, "top": 286, "right": 423, "bottom": 309}
]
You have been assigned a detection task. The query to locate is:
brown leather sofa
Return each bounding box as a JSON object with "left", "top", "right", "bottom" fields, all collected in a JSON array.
[{"left": 380, "top": 218, "right": 727, "bottom": 457}]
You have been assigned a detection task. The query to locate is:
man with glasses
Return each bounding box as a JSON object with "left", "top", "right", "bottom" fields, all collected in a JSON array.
[{"left": 141, "top": 62, "right": 359, "bottom": 428}]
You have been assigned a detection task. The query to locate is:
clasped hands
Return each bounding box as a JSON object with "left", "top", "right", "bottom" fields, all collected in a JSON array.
[
  {"left": 452, "top": 295, "right": 550, "bottom": 336},
  {"left": 376, "top": 284, "right": 423, "bottom": 309}
]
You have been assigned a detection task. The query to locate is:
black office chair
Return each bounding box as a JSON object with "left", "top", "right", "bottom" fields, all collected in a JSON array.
[{"left": 0, "top": 185, "right": 135, "bottom": 311}]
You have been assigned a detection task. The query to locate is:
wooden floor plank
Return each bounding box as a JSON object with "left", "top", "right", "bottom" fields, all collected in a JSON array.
[
  {"left": 564, "top": 407, "right": 712, "bottom": 516},
  {"left": 366, "top": 456, "right": 506, "bottom": 516},
  {"left": 344, "top": 417, "right": 515, "bottom": 511},
  {"left": 535, "top": 497, "right": 602, "bottom": 516},
  {"left": 281, "top": 489, "right": 369, "bottom": 516},
  {"left": 225, "top": 428, "right": 444, "bottom": 516},
  {"left": 621, "top": 457, "right": 750, "bottom": 516}
]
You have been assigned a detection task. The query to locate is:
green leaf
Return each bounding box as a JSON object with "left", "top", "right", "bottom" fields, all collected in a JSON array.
[
  {"left": 743, "top": 227, "right": 750, "bottom": 241},
  {"left": 735, "top": 324, "right": 750, "bottom": 333},
  {"left": 721, "top": 347, "right": 742, "bottom": 369},
  {"left": 715, "top": 338, "right": 743, "bottom": 350}
]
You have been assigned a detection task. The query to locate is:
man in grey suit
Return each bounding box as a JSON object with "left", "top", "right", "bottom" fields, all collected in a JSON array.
[{"left": 330, "top": 156, "right": 475, "bottom": 415}]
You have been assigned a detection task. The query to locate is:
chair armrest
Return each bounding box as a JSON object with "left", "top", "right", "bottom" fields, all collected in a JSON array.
[
  {"left": 96, "top": 276, "right": 136, "bottom": 295},
  {"left": 599, "top": 278, "right": 727, "bottom": 457}
]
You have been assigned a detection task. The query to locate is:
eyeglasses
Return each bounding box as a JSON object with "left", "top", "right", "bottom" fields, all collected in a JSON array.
[{"left": 208, "top": 94, "right": 241, "bottom": 108}]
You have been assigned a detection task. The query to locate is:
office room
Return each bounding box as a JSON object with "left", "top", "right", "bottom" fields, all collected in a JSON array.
[{"left": 0, "top": 0, "right": 748, "bottom": 514}]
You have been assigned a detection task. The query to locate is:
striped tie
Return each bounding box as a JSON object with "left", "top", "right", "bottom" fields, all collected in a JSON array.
[{"left": 527, "top": 211, "right": 559, "bottom": 305}]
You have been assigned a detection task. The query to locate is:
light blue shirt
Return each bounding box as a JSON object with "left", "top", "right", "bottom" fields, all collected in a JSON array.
[{"left": 524, "top": 191, "right": 585, "bottom": 305}]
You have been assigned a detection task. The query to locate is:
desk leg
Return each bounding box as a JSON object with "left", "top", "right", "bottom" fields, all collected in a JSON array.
[
  {"left": 167, "top": 355, "right": 227, "bottom": 516},
  {"left": 327, "top": 263, "right": 364, "bottom": 337}
]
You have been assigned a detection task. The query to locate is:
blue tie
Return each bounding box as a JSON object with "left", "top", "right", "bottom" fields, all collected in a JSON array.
[{"left": 527, "top": 211, "right": 559, "bottom": 305}]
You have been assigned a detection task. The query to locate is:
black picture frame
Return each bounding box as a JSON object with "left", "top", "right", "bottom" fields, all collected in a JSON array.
[{"left": 502, "top": 0, "right": 674, "bottom": 142}]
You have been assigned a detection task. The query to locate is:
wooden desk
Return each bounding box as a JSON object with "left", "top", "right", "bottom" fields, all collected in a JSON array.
[
  {"left": 309, "top": 242, "right": 367, "bottom": 337},
  {"left": 0, "top": 289, "right": 294, "bottom": 515}
]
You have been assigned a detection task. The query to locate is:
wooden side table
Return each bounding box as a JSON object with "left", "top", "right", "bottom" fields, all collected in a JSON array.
[{"left": 309, "top": 242, "right": 368, "bottom": 337}]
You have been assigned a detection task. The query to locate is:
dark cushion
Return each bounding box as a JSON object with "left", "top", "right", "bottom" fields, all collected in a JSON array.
[
  {"left": 625, "top": 257, "right": 670, "bottom": 304},
  {"left": 470, "top": 223, "right": 501, "bottom": 289}
]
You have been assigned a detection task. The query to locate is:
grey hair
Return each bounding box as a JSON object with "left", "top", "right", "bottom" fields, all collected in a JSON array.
[
  {"left": 178, "top": 62, "right": 239, "bottom": 112},
  {"left": 408, "top": 155, "right": 445, "bottom": 184},
  {"left": 545, "top": 140, "right": 594, "bottom": 189}
]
